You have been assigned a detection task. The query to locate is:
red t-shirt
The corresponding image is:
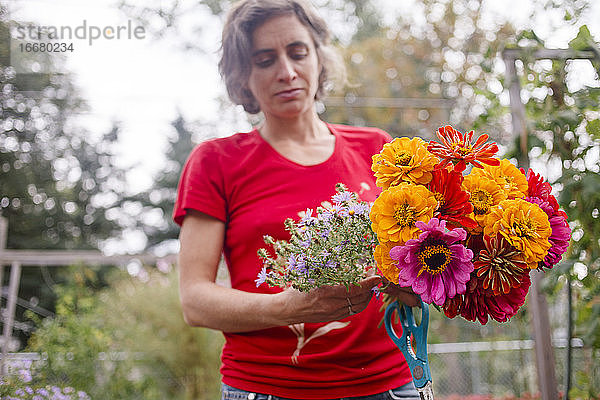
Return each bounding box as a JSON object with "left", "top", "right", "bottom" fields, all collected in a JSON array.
[{"left": 173, "top": 123, "right": 412, "bottom": 399}]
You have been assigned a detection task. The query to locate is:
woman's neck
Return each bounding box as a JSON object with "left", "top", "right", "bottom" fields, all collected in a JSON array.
[
  {"left": 259, "top": 111, "right": 330, "bottom": 145},
  {"left": 257, "top": 110, "right": 336, "bottom": 166}
]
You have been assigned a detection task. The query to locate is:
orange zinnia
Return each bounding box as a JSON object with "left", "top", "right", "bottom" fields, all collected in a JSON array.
[
  {"left": 483, "top": 199, "right": 552, "bottom": 265},
  {"left": 372, "top": 137, "right": 438, "bottom": 189},
  {"left": 471, "top": 159, "right": 528, "bottom": 199},
  {"left": 369, "top": 182, "right": 438, "bottom": 244},
  {"left": 374, "top": 241, "right": 398, "bottom": 284},
  {"left": 462, "top": 174, "right": 507, "bottom": 232},
  {"left": 428, "top": 125, "right": 500, "bottom": 172},
  {"left": 474, "top": 235, "right": 529, "bottom": 295}
]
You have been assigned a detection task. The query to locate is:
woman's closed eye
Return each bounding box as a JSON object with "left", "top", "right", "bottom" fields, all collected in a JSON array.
[
  {"left": 253, "top": 53, "right": 275, "bottom": 68},
  {"left": 288, "top": 44, "right": 308, "bottom": 60},
  {"left": 252, "top": 43, "right": 310, "bottom": 68}
]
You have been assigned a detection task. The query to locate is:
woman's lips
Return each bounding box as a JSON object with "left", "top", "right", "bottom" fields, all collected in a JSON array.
[{"left": 275, "top": 88, "right": 303, "bottom": 99}]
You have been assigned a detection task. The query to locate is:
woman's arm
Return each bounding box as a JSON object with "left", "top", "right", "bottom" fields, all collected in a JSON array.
[{"left": 178, "top": 210, "right": 382, "bottom": 333}]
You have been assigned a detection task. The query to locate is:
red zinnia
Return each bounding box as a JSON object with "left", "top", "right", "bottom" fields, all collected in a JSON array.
[
  {"left": 474, "top": 235, "right": 529, "bottom": 295},
  {"left": 522, "top": 168, "right": 552, "bottom": 200},
  {"left": 443, "top": 271, "right": 531, "bottom": 324},
  {"left": 428, "top": 169, "right": 477, "bottom": 230},
  {"left": 428, "top": 126, "right": 500, "bottom": 172}
]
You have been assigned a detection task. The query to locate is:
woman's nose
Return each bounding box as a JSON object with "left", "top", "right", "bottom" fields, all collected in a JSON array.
[{"left": 276, "top": 57, "right": 298, "bottom": 82}]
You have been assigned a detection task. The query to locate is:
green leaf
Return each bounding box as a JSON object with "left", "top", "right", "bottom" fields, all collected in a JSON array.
[
  {"left": 569, "top": 25, "right": 593, "bottom": 50},
  {"left": 586, "top": 119, "right": 600, "bottom": 139},
  {"left": 564, "top": 10, "right": 573, "bottom": 21}
]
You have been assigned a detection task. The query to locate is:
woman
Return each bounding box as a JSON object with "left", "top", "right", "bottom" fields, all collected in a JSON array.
[{"left": 174, "top": 1, "right": 420, "bottom": 399}]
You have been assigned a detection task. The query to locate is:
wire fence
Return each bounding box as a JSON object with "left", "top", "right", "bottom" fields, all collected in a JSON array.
[
  {"left": 429, "top": 339, "right": 598, "bottom": 398},
  {"left": 2, "top": 340, "right": 599, "bottom": 398}
]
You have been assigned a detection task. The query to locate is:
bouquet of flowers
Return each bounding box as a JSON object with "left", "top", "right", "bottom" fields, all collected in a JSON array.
[
  {"left": 256, "top": 183, "right": 377, "bottom": 292},
  {"left": 371, "top": 126, "right": 571, "bottom": 324},
  {"left": 257, "top": 125, "right": 571, "bottom": 325}
]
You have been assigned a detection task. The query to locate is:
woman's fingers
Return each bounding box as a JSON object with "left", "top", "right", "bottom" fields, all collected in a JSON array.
[
  {"left": 288, "top": 275, "right": 385, "bottom": 322},
  {"left": 382, "top": 284, "right": 420, "bottom": 307}
]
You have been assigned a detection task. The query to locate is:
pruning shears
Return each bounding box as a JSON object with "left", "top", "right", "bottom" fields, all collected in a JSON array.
[{"left": 384, "top": 298, "right": 434, "bottom": 400}]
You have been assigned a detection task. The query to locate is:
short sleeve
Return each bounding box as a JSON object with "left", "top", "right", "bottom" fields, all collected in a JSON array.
[
  {"left": 173, "top": 141, "right": 227, "bottom": 226},
  {"left": 379, "top": 129, "right": 393, "bottom": 144}
]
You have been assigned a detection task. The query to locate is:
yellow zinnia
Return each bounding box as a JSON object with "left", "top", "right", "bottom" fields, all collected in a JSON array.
[
  {"left": 370, "top": 182, "right": 438, "bottom": 244},
  {"left": 483, "top": 199, "right": 552, "bottom": 265},
  {"left": 462, "top": 174, "right": 508, "bottom": 232},
  {"left": 374, "top": 241, "right": 398, "bottom": 284},
  {"left": 371, "top": 137, "right": 439, "bottom": 189},
  {"left": 471, "top": 159, "right": 528, "bottom": 199}
]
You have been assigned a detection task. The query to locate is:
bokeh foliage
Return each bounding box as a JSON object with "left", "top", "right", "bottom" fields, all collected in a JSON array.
[
  {"left": 1, "top": 7, "right": 129, "bottom": 345},
  {"left": 26, "top": 267, "right": 223, "bottom": 400}
]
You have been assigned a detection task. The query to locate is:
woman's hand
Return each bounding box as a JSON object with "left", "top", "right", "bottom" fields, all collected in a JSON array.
[
  {"left": 277, "top": 275, "right": 382, "bottom": 324},
  {"left": 380, "top": 281, "right": 420, "bottom": 307}
]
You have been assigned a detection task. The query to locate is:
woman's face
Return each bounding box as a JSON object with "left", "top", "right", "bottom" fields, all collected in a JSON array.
[{"left": 246, "top": 14, "right": 321, "bottom": 120}]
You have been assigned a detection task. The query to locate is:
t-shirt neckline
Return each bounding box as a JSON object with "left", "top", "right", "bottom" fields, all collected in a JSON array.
[{"left": 252, "top": 122, "right": 340, "bottom": 168}]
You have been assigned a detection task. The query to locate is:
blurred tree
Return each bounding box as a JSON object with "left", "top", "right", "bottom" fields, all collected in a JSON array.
[
  {"left": 117, "top": 0, "right": 385, "bottom": 50},
  {"left": 321, "top": 0, "right": 545, "bottom": 139},
  {"left": 0, "top": 12, "right": 127, "bottom": 250},
  {"left": 127, "top": 113, "right": 195, "bottom": 251},
  {"left": 127, "top": 100, "right": 250, "bottom": 253},
  {"left": 0, "top": 9, "right": 128, "bottom": 346}
]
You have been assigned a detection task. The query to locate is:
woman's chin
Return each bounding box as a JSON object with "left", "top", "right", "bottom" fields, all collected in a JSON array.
[{"left": 266, "top": 101, "right": 316, "bottom": 120}]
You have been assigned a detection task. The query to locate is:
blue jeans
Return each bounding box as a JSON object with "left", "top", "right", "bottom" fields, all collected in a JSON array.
[{"left": 221, "top": 382, "right": 420, "bottom": 400}]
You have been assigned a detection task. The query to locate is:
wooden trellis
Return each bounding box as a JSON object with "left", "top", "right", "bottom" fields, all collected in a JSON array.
[{"left": 503, "top": 47, "right": 598, "bottom": 400}]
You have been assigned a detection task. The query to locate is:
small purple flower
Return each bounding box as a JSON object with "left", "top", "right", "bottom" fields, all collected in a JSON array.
[
  {"left": 18, "top": 368, "right": 32, "bottom": 383},
  {"left": 316, "top": 209, "right": 332, "bottom": 222},
  {"left": 299, "top": 208, "right": 317, "bottom": 226},
  {"left": 321, "top": 204, "right": 348, "bottom": 219},
  {"left": 389, "top": 218, "right": 474, "bottom": 306},
  {"left": 255, "top": 266, "right": 268, "bottom": 287},
  {"left": 287, "top": 254, "right": 306, "bottom": 272},
  {"left": 16, "top": 389, "right": 26, "bottom": 396},
  {"left": 371, "top": 286, "right": 381, "bottom": 299},
  {"left": 26, "top": 386, "right": 34, "bottom": 394},
  {"left": 37, "top": 388, "right": 50, "bottom": 396},
  {"left": 332, "top": 191, "right": 354, "bottom": 204},
  {"left": 348, "top": 203, "right": 370, "bottom": 216},
  {"left": 319, "top": 228, "right": 331, "bottom": 238}
]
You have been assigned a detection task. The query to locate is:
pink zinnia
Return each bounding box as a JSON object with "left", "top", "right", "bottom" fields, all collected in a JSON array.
[
  {"left": 389, "top": 218, "right": 474, "bottom": 306},
  {"left": 523, "top": 170, "right": 571, "bottom": 271},
  {"left": 541, "top": 214, "right": 571, "bottom": 270}
]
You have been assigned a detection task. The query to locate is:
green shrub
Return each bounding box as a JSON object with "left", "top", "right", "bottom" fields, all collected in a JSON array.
[{"left": 26, "top": 266, "right": 223, "bottom": 400}]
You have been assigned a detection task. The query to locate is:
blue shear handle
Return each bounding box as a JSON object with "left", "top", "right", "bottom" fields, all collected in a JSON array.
[{"left": 384, "top": 299, "right": 432, "bottom": 389}]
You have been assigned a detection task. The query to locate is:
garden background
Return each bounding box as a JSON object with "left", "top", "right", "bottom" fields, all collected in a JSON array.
[{"left": 0, "top": 0, "right": 599, "bottom": 399}]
